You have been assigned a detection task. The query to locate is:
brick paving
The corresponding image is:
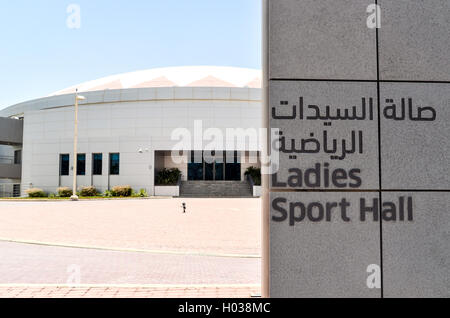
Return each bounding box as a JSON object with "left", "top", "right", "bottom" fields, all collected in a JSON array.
[
  {"left": 0, "top": 242, "right": 260, "bottom": 285},
  {"left": 0, "top": 285, "right": 261, "bottom": 298},
  {"left": 0, "top": 198, "right": 261, "bottom": 298}
]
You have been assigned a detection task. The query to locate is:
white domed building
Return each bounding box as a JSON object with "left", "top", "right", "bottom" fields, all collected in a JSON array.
[{"left": 0, "top": 66, "right": 262, "bottom": 197}]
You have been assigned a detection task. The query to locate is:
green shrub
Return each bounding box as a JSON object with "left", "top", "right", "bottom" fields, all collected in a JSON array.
[
  {"left": 103, "top": 190, "right": 113, "bottom": 197},
  {"left": 111, "top": 185, "right": 132, "bottom": 197},
  {"left": 138, "top": 188, "right": 148, "bottom": 197},
  {"left": 48, "top": 193, "right": 56, "bottom": 198},
  {"left": 155, "top": 168, "right": 182, "bottom": 185},
  {"left": 80, "top": 186, "right": 98, "bottom": 197},
  {"left": 25, "top": 188, "right": 46, "bottom": 198},
  {"left": 132, "top": 188, "right": 148, "bottom": 197},
  {"left": 57, "top": 187, "right": 73, "bottom": 197},
  {"left": 244, "top": 166, "right": 261, "bottom": 186}
]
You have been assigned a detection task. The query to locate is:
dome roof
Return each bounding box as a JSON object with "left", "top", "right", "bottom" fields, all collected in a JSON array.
[{"left": 51, "top": 66, "right": 261, "bottom": 96}]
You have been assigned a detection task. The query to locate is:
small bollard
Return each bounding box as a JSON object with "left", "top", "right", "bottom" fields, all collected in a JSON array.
[{"left": 182, "top": 202, "right": 186, "bottom": 213}]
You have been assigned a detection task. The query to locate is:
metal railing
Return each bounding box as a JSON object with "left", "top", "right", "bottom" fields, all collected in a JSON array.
[{"left": 0, "top": 183, "right": 21, "bottom": 198}]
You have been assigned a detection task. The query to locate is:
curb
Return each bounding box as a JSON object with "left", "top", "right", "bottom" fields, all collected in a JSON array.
[
  {"left": 0, "top": 197, "right": 173, "bottom": 202},
  {"left": 0, "top": 283, "right": 261, "bottom": 288},
  {"left": 0, "top": 238, "right": 261, "bottom": 259}
]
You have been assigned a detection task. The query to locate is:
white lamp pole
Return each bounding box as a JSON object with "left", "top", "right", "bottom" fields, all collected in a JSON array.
[{"left": 70, "top": 89, "right": 86, "bottom": 201}]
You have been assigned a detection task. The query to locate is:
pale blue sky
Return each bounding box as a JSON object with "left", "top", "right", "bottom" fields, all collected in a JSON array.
[{"left": 0, "top": 0, "right": 262, "bottom": 109}]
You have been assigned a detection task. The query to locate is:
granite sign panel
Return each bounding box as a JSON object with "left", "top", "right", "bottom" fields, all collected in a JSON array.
[
  {"left": 270, "top": 81, "right": 379, "bottom": 190},
  {"left": 268, "top": 0, "right": 377, "bottom": 80},
  {"left": 380, "top": 83, "right": 450, "bottom": 190},
  {"left": 378, "top": 0, "right": 450, "bottom": 81},
  {"left": 382, "top": 192, "right": 450, "bottom": 298},
  {"left": 266, "top": 0, "right": 450, "bottom": 298},
  {"left": 270, "top": 192, "right": 382, "bottom": 298}
]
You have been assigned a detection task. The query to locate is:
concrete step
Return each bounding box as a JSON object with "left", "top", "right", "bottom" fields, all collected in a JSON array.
[{"left": 180, "top": 181, "right": 253, "bottom": 198}]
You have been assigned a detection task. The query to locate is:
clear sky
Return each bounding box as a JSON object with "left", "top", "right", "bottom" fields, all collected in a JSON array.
[{"left": 0, "top": 0, "right": 262, "bottom": 109}]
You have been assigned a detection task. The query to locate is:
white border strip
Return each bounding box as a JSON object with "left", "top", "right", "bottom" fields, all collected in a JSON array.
[{"left": 0, "top": 238, "right": 261, "bottom": 259}]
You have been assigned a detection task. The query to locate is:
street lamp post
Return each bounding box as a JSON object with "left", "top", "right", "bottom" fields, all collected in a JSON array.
[{"left": 70, "top": 89, "right": 86, "bottom": 201}]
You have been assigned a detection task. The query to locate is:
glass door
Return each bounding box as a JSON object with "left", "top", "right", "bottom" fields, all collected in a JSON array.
[
  {"left": 204, "top": 162, "right": 214, "bottom": 180},
  {"left": 214, "top": 151, "right": 224, "bottom": 181},
  {"left": 225, "top": 151, "right": 241, "bottom": 181},
  {"left": 204, "top": 151, "right": 224, "bottom": 181},
  {"left": 188, "top": 151, "right": 237, "bottom": 181},
  {"left": 188, "top": 151, "right": 203, "bottom": 180}
]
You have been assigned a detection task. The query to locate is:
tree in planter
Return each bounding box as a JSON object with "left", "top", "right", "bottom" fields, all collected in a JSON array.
[
  {"left": 244, "top": 166, "right": 261, "bottom": 186},
  {"left": 155, "top": 168, "right": 182, "bottom": 185}
]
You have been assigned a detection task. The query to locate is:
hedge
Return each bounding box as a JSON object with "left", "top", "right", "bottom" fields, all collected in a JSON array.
[
  {"left": 244, "top": 166, "right": 261, "bottom": 186},
  {"left": 111, "top": 185, "right": 132, "bottom": 197},
  {"left": 80, "top": 186, "right": 98, "bottom": 197},
  {"left": 25, "top": 188, "right": 46, "bottom": 198},
  {"left": 155, "top": 168, "right": 181, "bottom": 185},
  {"left": 57, "top": 187, "right": 73, "bottom": 197}
]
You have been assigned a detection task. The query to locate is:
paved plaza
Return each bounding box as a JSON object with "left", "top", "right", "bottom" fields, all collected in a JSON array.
[
  {"left": 0, "top": 198, "right": 261, "bottom": 298},
  {"left": 0, "top": 198, "right": 261, "bottom": 255}
]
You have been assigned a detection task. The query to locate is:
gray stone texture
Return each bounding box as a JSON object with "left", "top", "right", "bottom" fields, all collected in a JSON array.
[
  {"left": 380, "top": 83, "right": 450, "bottom": 190},
  {"left": 382, "top": 192, "right": 450, "bottom": 297},
  {"left": 270, "top": 81, "right": 379, "bottom": 189},
  {"left": 270, "top": 192, "right": 381, "bottom": 298},
  {"left": 379, "top": 0, "right": 450, "bottom": 81},
  {"left": 0, "top": 163, "right": 21, "bottom": 179},
  {"left": 269, "top": 0, "right": 377, "bottom": 80},
  {"left": 267, "top": 0, "right": 450, "bottom": 298}
]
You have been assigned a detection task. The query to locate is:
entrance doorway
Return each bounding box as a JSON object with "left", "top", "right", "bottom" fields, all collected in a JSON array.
[
  {"left": 204, "top": 151, "right": 224, "bottom": 181},
  {"left": 188, "top": 151, "right": 241, "bottom": 181}
]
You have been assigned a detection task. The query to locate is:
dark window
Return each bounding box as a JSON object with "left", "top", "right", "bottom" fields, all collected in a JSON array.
[
  {"left": 14, "top": 150, "right": 22, "bottom": 164},
  {"left": 13, "top": 184, "right": 20, "bottom": 197},
  {"left": 77, "top": 154, "right": 86, "bottom": 175},
  {"left": 109, "top": 153, "right": 120, "bottom": 175},
  {"left": 60, "top": 154, "right": 69, "bottom": 176},
  {"left": 92, "top": 153, "right": 102, "bottom": 175}
]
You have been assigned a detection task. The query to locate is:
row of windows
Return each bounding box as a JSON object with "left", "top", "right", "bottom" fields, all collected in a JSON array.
[{"left": 59, "top": 153, "right": 120, "bottom": 176}]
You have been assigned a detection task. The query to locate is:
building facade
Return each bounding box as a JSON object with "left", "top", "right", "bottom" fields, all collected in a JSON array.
[{"left": 0, "top": 66, "right": 262, "bottom": 197}]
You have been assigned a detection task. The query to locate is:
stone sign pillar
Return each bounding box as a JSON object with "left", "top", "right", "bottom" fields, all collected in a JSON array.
[{"left": 264, "top": 0, "right": 449, "bottom": 298}]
